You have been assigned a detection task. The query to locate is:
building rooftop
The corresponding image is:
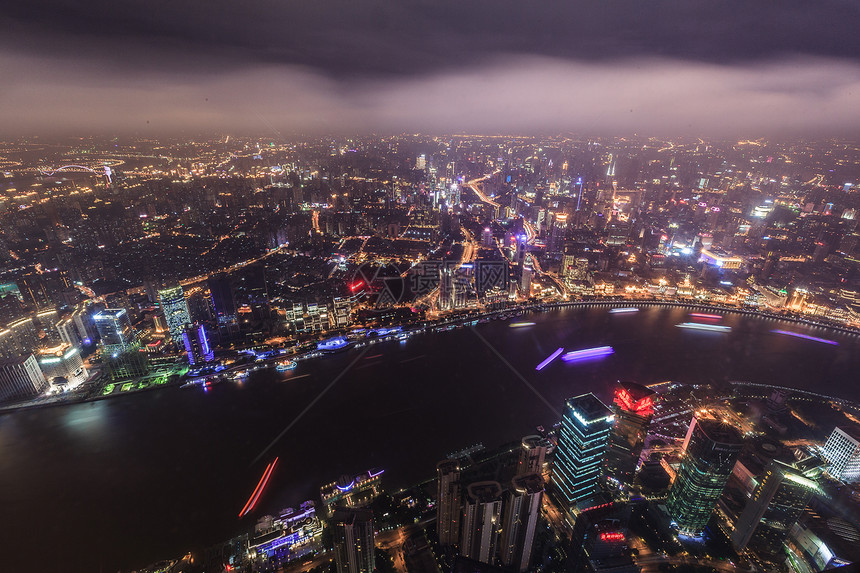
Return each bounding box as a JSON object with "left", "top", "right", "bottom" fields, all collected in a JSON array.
[
  {"left": 466, "top": 481, "right": 502, "bottom": 504},
  {"left": 0, "top": 354, "right": 33, "bottom": 367},
  {"left": 566, "top": 393, "right": 613, "bottom": 423},
  {"left": 617, "top": 381, "right": 656, "bottom": 402},
  {"left": 512, "top": 473, "right": 544, "bottom": 495},
  {"left": 696, "top": 417, "right": 744, "bottom": 446},
  {"left": 331, "top": 506, "right": 373, "bottom": 525}
]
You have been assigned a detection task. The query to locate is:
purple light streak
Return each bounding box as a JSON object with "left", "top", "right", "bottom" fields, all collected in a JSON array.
[
  {"left": 535, "top": 347, "right": 564, "bottom": 371},
  {"left": 771, "top": 330, "right": 838, "bottom": 345}
]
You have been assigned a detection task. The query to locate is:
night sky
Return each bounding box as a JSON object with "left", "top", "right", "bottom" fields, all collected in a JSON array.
[{"left": 3, "top": 0, "right": 860, "bottom": 136}]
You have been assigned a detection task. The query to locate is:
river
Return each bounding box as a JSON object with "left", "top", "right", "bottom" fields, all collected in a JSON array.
[{"left": 0, "top": 305, "right": 857, "bottom": 572}]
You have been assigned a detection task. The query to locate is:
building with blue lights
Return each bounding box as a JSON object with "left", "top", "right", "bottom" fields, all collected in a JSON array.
[
  {"left": 182, "top": 323, "right": 213, "bottom": 365},
  {"left": 666, "top": 416, "right": 743, "bottom": 537},
  {"left": 552, "top": 393, "right": 614, "bottom": 509},
  {"left": 249, "top": 501, "right": 323, "bottom": 566}
]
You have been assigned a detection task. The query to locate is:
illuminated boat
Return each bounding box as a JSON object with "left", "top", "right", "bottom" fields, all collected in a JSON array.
[
  {"left": 276, "top": 360, "right": 297, "bottom": 371},
  {"left": 676, "top": 322, "right": 731, "bottom": 333},
  {"left": 561, "top": 346, "right": 615, "bottom": 362}
]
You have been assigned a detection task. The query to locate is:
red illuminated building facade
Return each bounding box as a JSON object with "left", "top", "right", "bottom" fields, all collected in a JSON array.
[{"left": 604, "top": 381, "right": 657, "bottom": 490}]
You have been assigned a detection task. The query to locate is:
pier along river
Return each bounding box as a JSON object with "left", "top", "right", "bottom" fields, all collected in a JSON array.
[{"left": 1, "top": 305, "right": 858, "bottom": 572}]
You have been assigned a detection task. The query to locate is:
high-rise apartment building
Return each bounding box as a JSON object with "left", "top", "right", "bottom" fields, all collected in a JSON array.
[
  {"left": 332, "top": 507, "right": 375, "bottom": 573},
  {"left": 436, "top": 460, "right": 462, "bottom": 547},
  {"left": 460, "top": 481, "right": 503, "bottom": 564},
  {"left": 666, "top": 417, "right": 743, "bottom": 537},
  {"left": 500, "top": 473, "right": 544, "bottom": 572},
  {"left": 553, "top": 393, "right": 614, "bottom": 508}
]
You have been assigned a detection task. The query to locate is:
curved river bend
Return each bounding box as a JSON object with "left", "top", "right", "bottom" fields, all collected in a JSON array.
[{"left": 1, "top": 306, "right": 857, "bottom": 572}]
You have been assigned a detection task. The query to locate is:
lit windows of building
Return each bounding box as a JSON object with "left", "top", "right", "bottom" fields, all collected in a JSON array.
[
  {"left": 730, "top": 457, "right": 823, "bottom": 554},
  {"left": 37, "top": 344, "right": 88, "bottom": 389},
  {"left": 436, "top": 460, "right": 461, "bottom": 547},
  {"left": 666, "top": 416, "right": 743, "bottom": 537},
  {"left": 0, "top": 354, "right": 49, "bottom": 403},
  {"left": 157, "top": 285, "right": 191, "bottom": 341},
  {"left": 822, "top": 427, "right": 860, "bottom": 483},
  {"left": 331, "top": 507, "right": 375, "bottom": 573}
]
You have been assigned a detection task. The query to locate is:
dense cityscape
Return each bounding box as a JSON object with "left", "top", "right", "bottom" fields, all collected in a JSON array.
[{"left": 0, "top": 135, "right": 859, "bottom": 572}]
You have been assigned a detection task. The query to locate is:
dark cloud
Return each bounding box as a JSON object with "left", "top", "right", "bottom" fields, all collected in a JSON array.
[
  {"left": 2, "top": 1, "right": 860, "bottom": 136},
  {"left": 3, "top": 0, "right": 860, "bottom": 78}
]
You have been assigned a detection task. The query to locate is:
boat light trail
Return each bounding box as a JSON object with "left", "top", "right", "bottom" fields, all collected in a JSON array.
[
  {"left": 239, "top": 457, "right": 279, "bottom": 518},
  {"left": 689, "top": 313, "right": 722, "bottom": 320},
  {"left": 676, "top": 322, "right": 731, "bottom": 332},
  {"left": 509, "top": 322, "right": 536, "bottom": 328},
  {"left": 771, "top": 330, "right": 838, "bottom": 345},
  {"left": 562, "top": 346, "right": 615, "bottom": 362},
  {"left": 609, "top": 308, "right": 639, "bottom": 314},
  {"left": 536, "top": 348, "right": 564, "bottom": 371}
]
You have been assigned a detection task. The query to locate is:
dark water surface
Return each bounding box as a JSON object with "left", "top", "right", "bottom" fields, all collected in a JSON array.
[{"left": 1, "top": 306, "right": 857, "bottom": 572}]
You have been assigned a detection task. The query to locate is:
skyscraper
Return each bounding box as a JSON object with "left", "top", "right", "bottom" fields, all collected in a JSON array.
[
  {"left": 482, "top": 227, "right": 494, "bottom": 248},
  {"left": 605, "top": 381, "right": 656, "bottom": 489},
  {"left": 730, "top": 458, "right": 823, "bottom": 553},
  {"left": 208, "top": 275, "right": 237, "bottom": 325},
  {"left": 331, "top": 507, "right": 375, "bottom": 573},
  {"left": 93, "top": 308, "right": 135, "bottom": 346},
  {"left": 158, "top": 285, "right": 191, "bottom": 341},
  {"left": 438, "top": 266, "right": 455, "bottom": 311},
  {"left": 821, "top": 427, "right": 860, "bottom": 483},
  {"left": 553, "top": 393, "right": 614, "bottom": 508},
  {"left": 182, "top": 323, "right": 213, "bottom": 365},
  {"left": 93, "top": 309, "right": 148, "bottom": 380},
  {"left": 666, "top": 417, "right": 743, "bottom": 537},
  {"left": 460, "top": 481, "right": 503, "bottom": 564},
  {"left": 500, "top": 473, "right": 544, "bottom": 572},
  {"left": 436, "top": 460, "right": 462, "bottom": 547}
]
